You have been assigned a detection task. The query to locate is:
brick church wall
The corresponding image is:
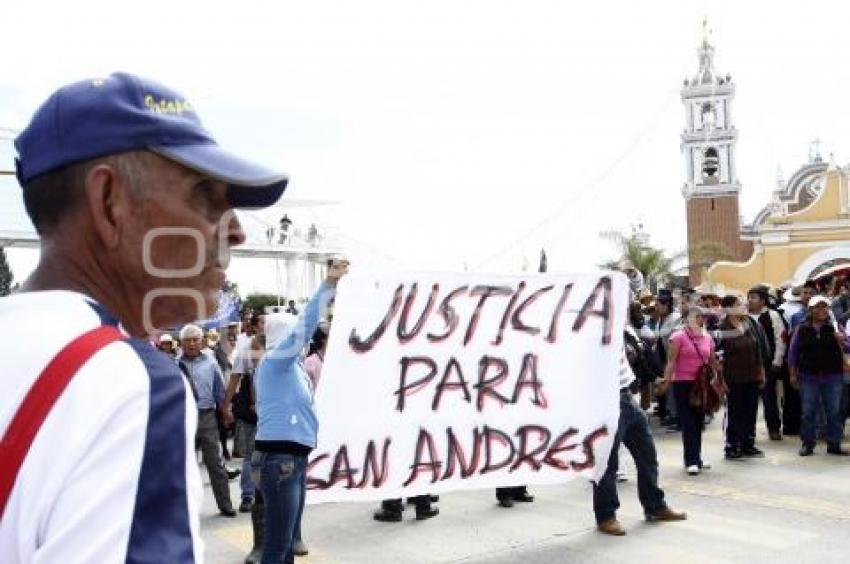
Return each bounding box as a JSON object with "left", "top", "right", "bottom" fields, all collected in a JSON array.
[{"left": 686, "top": 195, "right": 753, "bottom": 285}]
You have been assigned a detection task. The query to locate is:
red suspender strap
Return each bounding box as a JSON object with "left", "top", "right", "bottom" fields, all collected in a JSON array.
[{"left": 0, "top": 325, "right": 124, "bottom": 518}]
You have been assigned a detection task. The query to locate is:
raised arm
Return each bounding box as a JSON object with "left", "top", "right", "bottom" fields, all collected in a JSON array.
[{"left": 266, "top": 259, "right": 349, "bottom": 366}]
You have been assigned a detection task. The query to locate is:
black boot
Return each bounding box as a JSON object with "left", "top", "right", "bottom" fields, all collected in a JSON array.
[
  {"left": 512, "top": 486, "right": 534, "bottom": 503},
  {"left": 244, "top": 497, "right": 264, "bottom": 564},
  {"left": 408, "top": 494, "right": 440, "bottom": 504},
  {"left": 413, "top": 495, "right": 439, "bottom": 520},
  {"left": 374, "top": 499, "right": 403, "bottom": 522},
  {"left": 495, "top": 487, "right": 514, "bottom": 508}
]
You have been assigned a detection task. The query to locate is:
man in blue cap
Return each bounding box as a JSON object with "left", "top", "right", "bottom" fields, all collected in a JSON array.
[{"left": 0, "top": 73, "right": 287, "bottom": 563}]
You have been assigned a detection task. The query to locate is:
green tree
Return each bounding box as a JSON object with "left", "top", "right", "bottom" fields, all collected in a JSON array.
[
  {"left": 242, "top": 293, "right": 286, "bottom": 314},
  {"left": 688, "top": 241, "right": 735, "bottom": 271},
  {"left": 0, "top": 247, "right": 13, "bottom": 296},
  {"left": 599, "top": 230, "right": 682, "bottom": 291},
  {"left": 674, "top": 241, "right": 737, "bottom": 285}
]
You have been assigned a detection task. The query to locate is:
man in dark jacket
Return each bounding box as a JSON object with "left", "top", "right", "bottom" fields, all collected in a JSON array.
[
  {"left": 788, "top": 296, "right": 849, "bottom": 456},
  {"left": 747, "top": 286, "right": 789, "bottom": 440}
]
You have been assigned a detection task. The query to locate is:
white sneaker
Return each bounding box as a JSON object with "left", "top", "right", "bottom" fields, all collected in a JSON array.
[{"left": 686, "top": 465, "right": 700, "bottom": 475}]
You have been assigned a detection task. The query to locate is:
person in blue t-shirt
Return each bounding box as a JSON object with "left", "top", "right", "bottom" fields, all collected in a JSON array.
[
  {"left": 253, "top": 259, "right": 348, "bottom": 563},
  {"left": 789, "top": 281, "right": 818, "bottom": 330}
]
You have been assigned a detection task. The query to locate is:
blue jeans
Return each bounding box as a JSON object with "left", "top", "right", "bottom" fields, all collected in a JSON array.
[
  {"left": 593, "top": 391, "right": 667, "bottom": 523},
  {"left": 254, "top": 452, "right": 307, "bottom": 564},
  {"left": 294, "top": 479, "right": 304, "bottom": 543},
  {"left": 237, "top": 420, "right": 257, "bottom": 500},
  {"left": 241, "top": 457, "right": 254, "bottom": 500},
  {"left": 800, "top": 376, "right": 844, "bottom": 447}
]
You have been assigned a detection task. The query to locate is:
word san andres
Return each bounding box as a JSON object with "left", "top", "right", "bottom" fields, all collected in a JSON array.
[{"left": 309, "top": 275, "right": 617, "bottom": 493}]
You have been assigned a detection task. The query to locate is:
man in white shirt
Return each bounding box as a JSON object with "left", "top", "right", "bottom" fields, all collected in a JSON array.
[
  {"left": 748, "top": 286, "right": 788, "bottom": 441},
  {"left": 779, "top": 285, "right": 804, "bottom": 327},
  {"left": 0, "top": 73, "right": 287, "bottom": 563}
]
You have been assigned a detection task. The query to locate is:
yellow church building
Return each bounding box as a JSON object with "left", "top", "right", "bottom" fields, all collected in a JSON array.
[
  {"left": 706, "top": 161, "right": 850, "bottom": 290},
  {"left": 678, "top": 29, "right": 850, "bottom": 292}
]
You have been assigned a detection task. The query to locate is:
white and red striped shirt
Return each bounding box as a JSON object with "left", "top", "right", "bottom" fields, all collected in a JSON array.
[{"left": 0, "top": 291, "right": 203, "bottom": 563}]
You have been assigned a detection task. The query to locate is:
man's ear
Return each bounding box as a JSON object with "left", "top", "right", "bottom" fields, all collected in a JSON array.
[{"left": 84, "top": 163, "right": 133, "bottom": 249}]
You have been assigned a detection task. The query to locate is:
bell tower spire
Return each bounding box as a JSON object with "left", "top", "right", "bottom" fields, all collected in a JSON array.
[
  {"left": 681, "top": 19, "right": 740, "bottom": 196},
  {"left": 681, "top": 21, "right": 752, "bottom": 285}
]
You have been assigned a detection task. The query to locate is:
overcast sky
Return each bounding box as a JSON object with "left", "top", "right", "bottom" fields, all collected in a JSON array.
[{"left": 2, "top": 0, "right": 849, "bottom": 294}]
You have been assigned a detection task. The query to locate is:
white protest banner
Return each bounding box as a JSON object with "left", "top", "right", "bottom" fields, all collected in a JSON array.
[{"left": 308, "top": 270, "right": 629, "bottom": 503}]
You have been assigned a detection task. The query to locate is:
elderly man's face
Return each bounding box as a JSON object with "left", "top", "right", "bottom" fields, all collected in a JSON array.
[
  {"left": 181, "top": 335, "right": 202, "bottom": 357},
  {"left": 116, "top": 153, "right": 246, "bottom": 331}
]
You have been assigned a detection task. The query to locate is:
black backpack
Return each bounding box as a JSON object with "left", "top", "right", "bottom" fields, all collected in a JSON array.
[
  {"left": 232, "top": 371, "right": 257, "bottom": 424},
  {"left": 624, "top": 330, "right": 663, "bottom": 385}
]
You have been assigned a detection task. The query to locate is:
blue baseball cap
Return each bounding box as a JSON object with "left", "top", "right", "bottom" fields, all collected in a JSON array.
[{"left": 14, "top": 72, "right": 287, "bottom": 208}]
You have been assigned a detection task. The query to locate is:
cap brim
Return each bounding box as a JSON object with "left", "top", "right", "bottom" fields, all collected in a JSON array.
[{"left": 151, "top": 144, "right": 288, "bottom": 209}]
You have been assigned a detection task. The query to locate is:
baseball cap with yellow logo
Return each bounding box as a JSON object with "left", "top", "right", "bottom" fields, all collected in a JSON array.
[{"left": 14, "top": 72, "right": 287, "bottom": 208}]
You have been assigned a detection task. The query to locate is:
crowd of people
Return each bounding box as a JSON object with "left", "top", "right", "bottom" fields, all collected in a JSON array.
[{"left": 621, "top": 269, "right": 850, "bottom": 469}]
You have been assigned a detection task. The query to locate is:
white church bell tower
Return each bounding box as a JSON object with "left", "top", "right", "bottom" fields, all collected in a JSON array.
[{"left": 680, "top": 21, "right": 741, "bottom": 198}]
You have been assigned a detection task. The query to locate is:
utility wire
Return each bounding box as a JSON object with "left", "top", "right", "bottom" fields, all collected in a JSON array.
[{"left": 470, "top": 87, "right": 679, "bottom": 271}]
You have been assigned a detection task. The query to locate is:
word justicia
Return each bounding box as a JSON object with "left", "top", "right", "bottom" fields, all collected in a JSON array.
[{"left": 348, "top": 275, "right": 616, "bottom": 352}]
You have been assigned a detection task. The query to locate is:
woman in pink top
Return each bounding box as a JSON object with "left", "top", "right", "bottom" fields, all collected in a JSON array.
[{"left": 658, "top": 307, "right": 717, "bottom": 475}]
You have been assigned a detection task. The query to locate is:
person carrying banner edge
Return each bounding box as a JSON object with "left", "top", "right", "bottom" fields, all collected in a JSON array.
[{"left": 592, "top": 310, "right": 687, "bottom": 536}]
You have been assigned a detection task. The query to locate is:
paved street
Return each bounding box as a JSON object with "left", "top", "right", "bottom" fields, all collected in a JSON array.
[{"left": 202, "top": 415, "right": 850, "bottom": 564}]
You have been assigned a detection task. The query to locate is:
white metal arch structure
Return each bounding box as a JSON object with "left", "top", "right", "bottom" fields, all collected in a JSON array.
[{"left": 0, "top": 227, "right": 344, "bottom": 260}]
